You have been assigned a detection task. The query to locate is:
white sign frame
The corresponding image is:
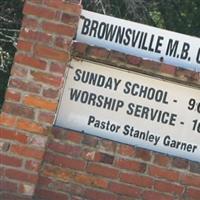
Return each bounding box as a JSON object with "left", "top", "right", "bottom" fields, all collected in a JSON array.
[
  {"left": 55, "top": 60, "right": 200, "bottom": 162},
  {"left": 76, "top": 10, "right": 200, "bottom": 72}
]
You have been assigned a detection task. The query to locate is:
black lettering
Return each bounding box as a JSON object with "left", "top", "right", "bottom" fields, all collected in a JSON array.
[
  {"left": 98, "top": 22, "right": 106, "bottom": 39},
  {"left": 132, "top": 30, "right": 140, "bottom": 47},
  {"left": 138, "top": 32, "right": 144, "bottom": 49},
  {"left": 81, "top": 18, "right": 91, "bottom": 35},
  {"left": 115, "top": 26, "right": 125, "bottom": 44},
  {"left": 163, "top": 135, "right": 171, "bottom": 146},
  {"left": 88, "top": 115, "right": 95, "bottom": 125},
  {"left": 180, "top": 42, "right": 190, "bottom": 60},
  {"left": 70, "top": 88, "right": 81, "bottom": 101},
  {"left": 105, "top": 24, "right": 117, "bottom": 41},
  {"left": 127, "top": 103, "right": 134, "bottom": 115},
  {"left": 74, "top": 69, "right": 82, "bottom": 81},
  {"left": 123, "top": 81, "right": 131, "bottom": 94},
  {"left": 141, "top": 33, "right": 148, "bottom": 50},
  {"left": 148, "top": 34, "right": 155, "bottom": 52},
  {"left": 196, "top": 48, "right": 200, "bottom": 64},
  {"left": 155, "top": 36, "right": 164, "bottom": 53},
  {"left": 123, "top": 28, "right": 132, "bottom": 46},
  {"left": 123, "top": 125, "right": 130, "bottom": 135},
  {"left": 166, "top": 39, "right": 179, "bottom": 57},
  {"left": 89, "top": 20, "right": 99, "bottom": 37}
]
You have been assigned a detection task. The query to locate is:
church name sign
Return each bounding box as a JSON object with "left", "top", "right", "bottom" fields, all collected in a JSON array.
[{"left": 76, "top": 10, "right": 200, "bottom": 72}]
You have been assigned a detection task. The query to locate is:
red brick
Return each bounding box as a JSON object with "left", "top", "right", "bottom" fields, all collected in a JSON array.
[
  {"left": 99, "top": 140, "right": 117, "bottom": 153},
  {"left": 34, "top": 44, "right": 70, "bottom": 62},
  {"left": 15, "top": 54, "right": 46, "bottom": 70},
  {"left": 0, "top": 153, "right": 22, "bottom": 167},
  {"left": 72, "top": 42, "right": 88, "bottom": 56},
  {"left": 11, "top": 64, "right": 28, "bottom": 77},
  {"left": 42, "top": 21, "right": 75, "bottom": 37},
  {"left": 19, "top": 183, "right": 35, "bottom": 196},
  {"left": 0, "top": 113, "right": 17, "bottom": 127},
  {"left": 0, "top": 127, "right": 28, "bottom": 143},
  {"left": 61, "top": 13, "right": 79, "bottom": 25},
  {"left": 109, "top": 51, "right": 126, "bottom": 63},
  {"left": 154, "top": 180, "right": 184, "bottom": 195},
  {"left": 25, "top": 160, "right": 40, "bottom": 172},
  {"left": 44, "top": 0, "right": 81, "bottom": 14},
  {"left": 135, "top": 148, "right": 151, "bottom": 161},
  {"left": 16, "top": 118, "right": 46, "bottom": 135},
  {"left": 44, "top": 152, "right": 86, "bottom": 170},
  {"left": 37, "top": 175, "right": 52, "bottom": 187},
  {"left": 24, "top": 95, "right": 57, "bottom": 111},
  {"left": 50, "top": 62, "right": 66, "bottom": 74},
  {"left": 116, "top": 158, "right": 146, "bottom": 173},
  {"left": 31, "top": 71, "right": 62, "bottom": 87},
  {"left": 9, "top": 78, "right": 41, "bottom": 93},
  {"left": 48, "top": 141, "right": 81, "bottom": 156},
  {"left": 10, "top": 144, "right": 44, "bottom": 160},
  {"left": 35, "top": 189, "right": 68, "bottom": 200},
  {"left": 66, "top": 131, "right": 83, "bottom": 143},
  {"left": 185, "top": 188, "right": 200, "bottom": 200},
  {"left": 82, "top": 135, "right": 98, "bottom": 147},
  {"left": 172, "top": 157, "right": 189, "bottom": 169},
  {"left": 20, "top": 29, "right": 52, "bottom": 43},
  {"left": 153, "top": 153, "right": 171, "bottom": 167},
  {"left": 87, "top": 163, "right": 118, "bottom": 179},
  {"left": 117, "top": 144, "right": 135, "bottom": 157},
  {"left": 38, "top": 111, "right": 55, "bottom": 124},
  {"left": 120, "top": 172, "right": 153, "bottom": 188},
  {"left": 190, "top": 162, "right": 200, "bottom": 174},
  {"left": 22, "top": 16, "right": 38, "bottom": 29},
  {"left": 5, "top": 89, "right": 21, "bottom": 102},
  {"left": 94, "top": 152, "right": 114, "bottom": 165},
  {"left": 74, "top": 174, "right": 108, "bottom": 189},
  {"left": 0, "top": 193, "right": 32, "bottom": 200},
  {"left": 42, "top": 165, "right": 72, "bottom": 181},
  {"left": 109, "top": 182, "right": 141, "bottom": 198},
  {"left": 127, "top": 55, "right": 141, "bottom": 65},
  {"left": 160, "top": 64, "right": 176, "bottom": 75},
  {"left": 0, "top": 180, "right": 17, "bottom": 192},
  {"left": 42, "top": 88, "right": 59, "bottom": 98},
  {"left": 140, "top": 60, "right": 161, "bottom": 71},
  {"left": 5, "top": 168, "right": 38, "bottom": 184},
  {"left": 30, "top": 0, "right": 43, "bottom": 4},
  {"left": 54, "top": 37, "right": 70, "bottom": 50},
  {"left": 17, "top": 40, "right": 33, "bottom": 52},
  {"left": 143, "top": 191, "right": 173, "bottom": 200},
  {"left": 88, "top": 46, "right": 109, "bottom": 59},
  {"left": 84, "top": 188, "right": 117, "bottom": 200},
  {"left": 148, "top": 165, "right": 179, "bottom": 181},
  {"left": 23, "top": 3, "right": 56, "bottom": 19},
  {"left": 3, "top": 102, "right": 35, "bottom": 119},
  {"left": 181, "top": 174, "right": 200, "bottom": 187}
]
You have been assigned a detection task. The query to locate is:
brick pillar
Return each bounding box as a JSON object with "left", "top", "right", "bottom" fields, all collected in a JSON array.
[{"left": 0, "top": 0, "right": 81, "bottom": 198}]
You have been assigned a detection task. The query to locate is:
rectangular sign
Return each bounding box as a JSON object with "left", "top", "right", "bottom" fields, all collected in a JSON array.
[
  {"left": 76, "top": 10, "right": 200, "bottom": 72},
  {"left": 55, "top": 60, "right": 200, "bottom": 162}
]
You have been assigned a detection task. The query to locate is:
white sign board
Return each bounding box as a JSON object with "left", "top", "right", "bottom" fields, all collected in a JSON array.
[
  {"left": 76, "top": 10, "right": 200, "bottom": 72},
  {"left": 55, "top": 60, "right": 200, "bottom": 162}
]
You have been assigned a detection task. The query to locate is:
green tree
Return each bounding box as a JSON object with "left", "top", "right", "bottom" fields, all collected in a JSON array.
[
  {"left": 82, "top": 0, "right": 200, "bottom": 37},
  {"left": 0, "top": 0, "right": 24, "bottom": 107}
]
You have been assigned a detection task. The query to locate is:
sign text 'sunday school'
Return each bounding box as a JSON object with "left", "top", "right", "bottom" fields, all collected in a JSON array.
[{"left": 56, "top": 60, "right": 200, "bottom": 162}]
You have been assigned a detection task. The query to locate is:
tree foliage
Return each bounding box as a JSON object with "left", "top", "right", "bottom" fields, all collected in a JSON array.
[
  {"left": 82, "top": 0, "right": 200, "bottom": 37},
  {"left": 0, "top": 0, "right": 24, "bottom": 107}
]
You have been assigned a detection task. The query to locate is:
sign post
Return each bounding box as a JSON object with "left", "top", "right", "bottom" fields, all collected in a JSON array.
[{"left": 56, "top": 60, "right": 200, "bottom": 162}]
